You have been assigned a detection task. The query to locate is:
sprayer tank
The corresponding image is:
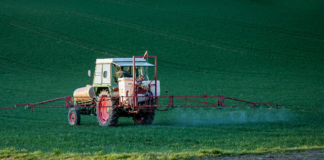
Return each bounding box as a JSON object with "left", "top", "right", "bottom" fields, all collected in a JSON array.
[{"left": 73, "top": 86, "right": 95, "bottom": 102}]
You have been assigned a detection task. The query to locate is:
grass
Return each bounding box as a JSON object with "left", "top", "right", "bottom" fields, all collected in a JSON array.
[
  {"left": 2, "top": 146, "right": 324, "bottom": 160},
  {"left": 1, "top": 0, "right": 324, "bottom": 159}
]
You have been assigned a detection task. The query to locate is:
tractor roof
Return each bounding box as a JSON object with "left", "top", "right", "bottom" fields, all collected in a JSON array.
[{"left": 96, "top": 58, "right": 154, "bottom": 67}]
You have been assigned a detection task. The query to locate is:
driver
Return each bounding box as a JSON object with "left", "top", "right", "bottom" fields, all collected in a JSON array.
[{"left": 116, "top": 66, "right": 132, "bottom": 79}]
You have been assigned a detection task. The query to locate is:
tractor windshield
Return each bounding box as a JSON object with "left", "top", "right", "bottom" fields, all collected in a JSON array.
[
  {"left": 138, "top": 66, "right": 149, "bottom": 81},
  {"left": 128, "top": 66, "right": 149, "bottom": 80}
]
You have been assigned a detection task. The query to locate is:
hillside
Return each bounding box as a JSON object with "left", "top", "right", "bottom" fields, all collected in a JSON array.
[{"left": 1, "top": 0, "right": 324, "bottom": 159}]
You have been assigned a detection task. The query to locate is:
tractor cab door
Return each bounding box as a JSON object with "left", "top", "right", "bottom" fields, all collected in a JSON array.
[
  {"left": 93, "top": 63, "right": 111, "bottom": 85},
  {"left": 102, "top": 64, "right": 111, "bottom": 84}
]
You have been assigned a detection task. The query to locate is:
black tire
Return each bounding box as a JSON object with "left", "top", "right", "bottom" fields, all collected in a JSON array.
[
  {"left": 68, "top": 108, "right": 80, "bottom": 125},
  {"left": 96, "top": 90, "right": 119, "bottom": 127},
  {"left": 133, "top": 111, "right": 154, "bottom": 125}
]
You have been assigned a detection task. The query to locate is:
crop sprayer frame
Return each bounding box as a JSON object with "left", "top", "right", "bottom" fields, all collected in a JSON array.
[
  {"left": 0, "top": 95, "right": 283, "bottom": 113},
  {"left": 1, "top": 55, "right": 284, "bottom": 123}
]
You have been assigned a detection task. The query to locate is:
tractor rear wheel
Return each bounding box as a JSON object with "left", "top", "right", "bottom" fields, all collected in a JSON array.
[
  {"left": 96, "top": 90, "right": 119, "bottom": 127},
  {"left": 68, "top": 108, "right": 80, "bottom": 125},
  {"left": 133, "top": 111, "right": 154, "bottom": 125}
]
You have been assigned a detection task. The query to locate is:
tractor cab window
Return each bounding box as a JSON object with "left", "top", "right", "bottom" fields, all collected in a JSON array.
[
  {"left": 125, "top": 66, "right": 132, "bottom": 75},
  {"left": 113, "top": 65, "right": 133, "bottom": 83},
  {"left": 136, "top": 66, "right": 148, "bottom": 81},
  {"left": 113, "top": 65, "right": 149, "bottom": 83},
  {"left": 113, "top": 64, "right": 118, "bottom": 83}
]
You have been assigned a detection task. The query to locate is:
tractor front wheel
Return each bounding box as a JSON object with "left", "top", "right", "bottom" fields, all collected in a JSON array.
[
  {"left": 133, "top": 111, "right": 154, "bottom": 125},
  {"left": 96, "top": 90, "right": 119, "bottom": 127},
  {"left": 68, "top": 108, "right": 80, "bottom": 125}
]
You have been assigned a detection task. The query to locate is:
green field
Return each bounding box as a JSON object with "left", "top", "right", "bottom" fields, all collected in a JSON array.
[{"left": 1, "top": 0, "right": 324, "bottom": 159}]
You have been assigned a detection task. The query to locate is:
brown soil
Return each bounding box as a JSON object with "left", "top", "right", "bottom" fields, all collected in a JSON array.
[{"left": 196, "top": 150, "right": 324, "bottom": 160}]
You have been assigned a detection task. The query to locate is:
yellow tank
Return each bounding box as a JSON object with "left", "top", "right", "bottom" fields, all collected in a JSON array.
[{"left": 73, "top": 86, "right": 95, "bottom": 102}]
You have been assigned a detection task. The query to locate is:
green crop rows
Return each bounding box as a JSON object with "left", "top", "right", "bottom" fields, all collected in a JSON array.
[{"left": 1, "top": 0, "right": 324, "bottom": 159}]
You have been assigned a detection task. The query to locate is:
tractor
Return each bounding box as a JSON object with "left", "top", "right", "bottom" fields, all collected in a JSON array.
[{"left": 69, "top": 56, "right": 159, "bottom": 126}]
